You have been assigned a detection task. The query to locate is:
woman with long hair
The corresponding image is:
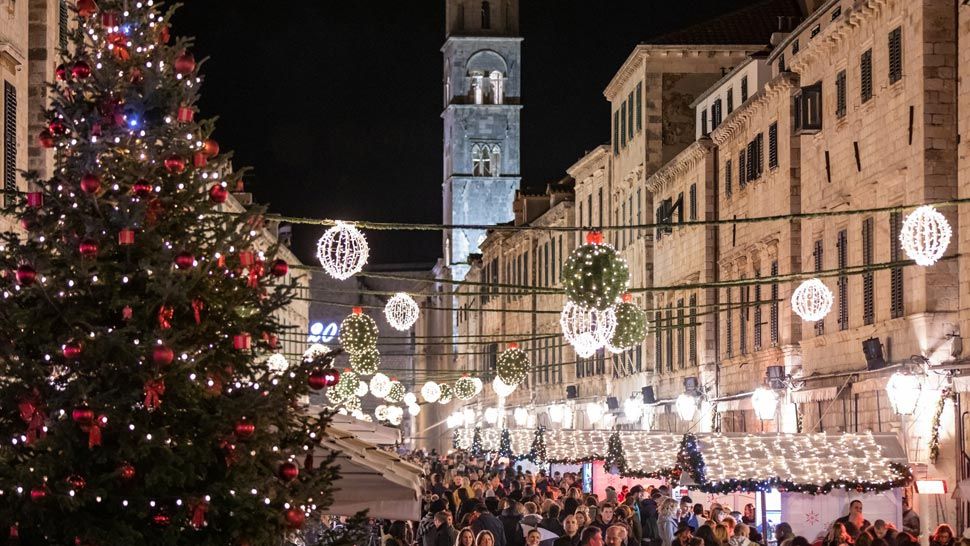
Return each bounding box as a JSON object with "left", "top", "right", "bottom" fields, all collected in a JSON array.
[
  {"left": 823, "top": 522, "right": 853, "bottom": 546},
  {"left": 476, "top": 530, "right": 496, "bottom": 546},
  {"left": 456, "top": 528, "right": 476, "bottom": 546},
  {"left": 659, "top": 498, "right": 680, "bottom": 546},
  {"left": 930, "top": 524, "right": 956, "bottom": 546},
  {"left": 713, "top": 524, "right": 730, "bottom": 546}
]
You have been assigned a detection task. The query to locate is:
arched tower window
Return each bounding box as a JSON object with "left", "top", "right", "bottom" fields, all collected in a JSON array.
[
  {"left": 481, "top": 1, "right": 491, "bottom": 29},
  {"left": 489, "top": 144, "right": 501, "bottom": 176},
  {"left": 470, "top": 70, "right": 485, "bottom": 105},
  {"left": 471, "top": 144, "right": 499, "bottom": 177},
  {"left": 489, "top": 70, "right": 504, "bottom": 104}
]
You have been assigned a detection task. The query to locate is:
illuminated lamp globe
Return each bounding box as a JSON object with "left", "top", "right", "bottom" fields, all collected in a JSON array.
[
  {"left": 608, "top": 296, "right": 647, "bottom": 353},
  {"left": 408, "top": 403, "right": 421, "bottom": 416},
  {"left": 454, "top": 376, "right": 477, "bottom": 400},
  {"left": 265, "top": 353, "right": 289, "bottom": 375},
  {"left": 492, "top": 376, "right": 517, "bottom": 398},
  {"left": 623, "top": 397, "right": 643, "bottom": 421},
  {"left": 561, "top": 232, "right": 631, "bottom": 310},
  {"left": 586, "top": 402, "right": 605, "bottom": 425},
  {"left": 349, "top": 346, "right": 380, "bottom": 376},
  {"left": 548, "top": 404, "right": 565, "bottom": 423},
  {"left": 374, "top": 405, "right": 389, "bottom": 421},
  {"left": 386, "top": 380, "right": 406, "bottom": 403},
  {"left": 471, "top": 377, "right": 484, "bottom": 395},
  {"left": 446, "top": 412, "right": 463, "bottom": 429},
  {"left": 513, "top": 407, "right": 529, "bottom": 426},
  {"left": 751, "top": 387, "right": 779, "bottom": 421},
  {"left": 316, "top": 221, "right": 369, "bottom": 280},
  {"left": 403, "top": 392, "right": 417, "bottom": 406},
  {"left": 384, "top": 292, "right": 419, "bottom": 331},
  {"left": 496, "top": 344, "right": 530, "bottom": 386},
  {"left": 675, "top": 393, "right": 698, "bottom": 422},
  {"left": 387, "top": 406, "right": 404, "bottom": 426},
  {"left": 421, "top": 381, "right": 442, "bottom": 403},
  {"left": 886, "top": 371, "right": 922, "bottom": 415},
  {"left": 330, "top": 369, "right": 359, "bottom": 403},
  {"left": 560, "top": 300, "right": 617, "bottom": 358},
  {"left": 484, "top": 407, "right": 499, "bottom": 425},
  {"left": 302, "top": 343, "right": 330, "bottom": 364},
  {"left": 369, "top": 373, "right": 392, "bottom": 399},
  {"left": 437, "top": 384, "right": 454, "bottom": 404},
  {"left": 900, "top": 205, "right": 952, "bottom": 266},
  {"left": 339, "top": 308, "right": 379, "bottom": 355},
  {"left": 791, "top": 278, "right": 834, "bottom": 322},
  {"left": 355, "top": 380, "right": 368, "bottom": 398}
]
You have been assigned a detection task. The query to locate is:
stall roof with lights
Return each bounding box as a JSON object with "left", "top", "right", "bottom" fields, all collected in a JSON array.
[
  {"left": 679, "top": 432, "right": 911, "bottom": 494},
  {"left": 328, "top": 413, "right": 401, "bottom": 445}
]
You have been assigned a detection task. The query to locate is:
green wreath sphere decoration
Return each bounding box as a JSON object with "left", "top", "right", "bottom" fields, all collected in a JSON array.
[
  {"left": 386, "top": 380, "right": 406, "bottom": 403},
  {"left": 339, "top": 309, "right": 379, "bottom": 354},
  {"left": 330, "top": 369, "right": 359, "bottom": 403},
  {"left": 609, "top": 300, "right": 647, "bottom": 352},
  {"left": 349, "top": 346, "right": 380, "bottom": 376},
  {"left": 561, "top": 233, "right": 630, "bottom": 310},
  {"left": 454, "top": 376, "right": 476, "bottom": 400},
  {"left": 496, "top": 346, "right": 530, "bottom": 386},
  {"left": 343, "top": 396, "right": 362, "bottom": 412},
  {"left": 438, "top": 384, "right": 454, "bottom": 404}
]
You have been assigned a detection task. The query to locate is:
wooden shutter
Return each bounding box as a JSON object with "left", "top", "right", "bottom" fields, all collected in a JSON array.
[
  {"left": 725, "top": 159, "right": 733, "bottom": 197},
  {"left": 890, "top": 212, "right": 904, "bottom": 318},
  {"left": 837, "top": 230, "right": 848, "bottom": 330},
  {"left": 770, "top": 261, "right": 779, "bottom": 344},
  {"left": 768, "top": 123, "right": 778, "bottom": 169},
  {"left": 861, "top": 49, "right": 873, "bottom": 103},
  {"left": 889, "top": 27, "right": 902, "bottom": 84},
  {"left": 4, "top": 81, "right": 16, "bottom": 206},
  {"left": 862, "top": 218, "right": 874, "bottom": 325},
  {"left": 836, "top": 70, "right": 846, "bottom": 118}
]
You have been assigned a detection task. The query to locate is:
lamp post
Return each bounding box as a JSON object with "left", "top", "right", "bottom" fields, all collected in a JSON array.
[{"left": 886, "top": 370, "right": 922, "bottom": 416}]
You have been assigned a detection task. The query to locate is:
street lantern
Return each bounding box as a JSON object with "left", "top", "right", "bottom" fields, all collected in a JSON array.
[
  {"left": 675, "top": 393, "right": 697, "bottom": 421},
  {"left": 752, "top": 387, "right": 779, "bottom": 421},
  {"left": 624, "top": 396, "right": 643, "bottom": 421},
  {"left": 513, "top": 407, "right": 528, "bottom": 426},
  {"left": 586, "top": 402, "right": 605, "bottom": 425},
  {"left": 886, "top": 371, "right": 922, "bottom": 415},
  {"left": 548, "top": 404, "right": 565, "bottom": 423}
]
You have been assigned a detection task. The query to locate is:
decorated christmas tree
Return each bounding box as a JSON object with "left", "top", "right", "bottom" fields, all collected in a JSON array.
[{"left": 0, "top": 1, "right": 361, "bottom": 544}]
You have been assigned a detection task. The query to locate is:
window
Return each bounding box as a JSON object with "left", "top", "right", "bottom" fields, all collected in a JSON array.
[
  {"left": 636, "top": 189, "right": 642, "bottom": 240},
  {"left": 792, "top": 38, "right": 800, "bottom": 55},
  {"left": 689, "top": 294, "right": 697, "bottom": 365},
  {"left": 770, "top": 261, "right": 779, "bottom": 344},
  {"left": 739, "top": 282, "right": 748, "bottom": 355},
  {"left": 738, "top": 150, "right": 747, "bottom": 189},
  {"left": 768, "top": 123, "right": 779, "bottom": 169},
  {"left": 551, "top": 237, "right": 557, "bottom": 285},
  {"left": 471, "top": 72, "right": 485, "bottom": 104},
  {"left": 862, "top": 218, "right": 874, "bottom": 325},
  {"left": 711, "top": 99, "right": 723, "bottom": 129},
  {"left": 620, "top": 101, "right": 627, "bottom": 148},
  {"left": 813, "top": 239, "right": 824, "bottom": 335},
  {"left": 861, "top": 49, "right": 873, "bottom": 103},
  {"left": 59, "top": 0, "right": 69, "bottom": 51},
  {"left": 471, "top": 144, "right": 498, "bottom": 176},
  {"left": 621, "top": 201, "right": 627, "bottom": 248},
  {"left": 701, "top": 109, "right": 708, "bottom": 135},
  {"left": 677, "top": 299, "right": 685, "bottom": 368},
  {"left": 837, "top": 230, "right": 848, "bottom": 331},
  {"left": 831, "top": 6, "right": 842, "bottom": 19},
  {"left": 725, "top": 159, "right": 733, "bottom": 198},
  {"left": 745, "top": 134, "right": 763, "bottom": 182},
  {"left": 754, "top": 270, "right": 762, "bottom": 351},
  {"left": 481, "top": 1, "right": 491, "bottom": 29},
  {"left": 613, "top": 110, "right": 620, "bottom": 155},
  {"left": 741, "top": 76, "right": 749, "bottom": 102},
  {"left": 544, "top": 242, "right": 550, "bottom": 286},
  {"left": 727, "top": 88, "right": 734, "bottom": 114},
  {"left": 889, "top": 27, "right": 903, "bottom": 84},
  {"left": 598, "top": 188, "right": 603, "bottom": 226},
  {"left": 4, "top": 81, "right": 15, "bottom": 206},
  {"left": 628, "top": 91, "right": 635, "bottom": 141},
  {"left": 890, "top": 211, "right": 904, "bottom": 318},
  {"left": 655, "top": 311, "right": 663, "bottom": 373},
  {"left": 689, "top": 183, "right": 697, "bottom": 221},
  {"left": 810, "top": 24, "right": 821, "bottom": 38},
  {"left": 835, "top": 70, "right": 847, "bottom": 118},
  {"left": 794, "top": 82, "right": 822, "bottom": 134},
  {"left": 635, "top": 82, "right": 643, "bottom": 132},
  {"left": 725, "top": 287, "right": 733, "bottom": 357},
  {"left": 756, "top": 132, "right": 764, "bottom": 177},
  {"left": 666, "top": 305, "right": 673, "bottom": 372},
  {"left": 779, "top": 54, "right": 786, "bottom": 73},
  {"left": 489, "top": 71, "right": 504, "bottom": 104}
]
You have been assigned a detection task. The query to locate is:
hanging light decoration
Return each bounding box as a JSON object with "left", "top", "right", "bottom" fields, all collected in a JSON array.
[
  {"left": 407, "top": 403, "right": 421, "bottom": 416},
  {"left": 623, "top": 396, "right": 643, "bottom": 421},
  {"left": 454, "top": 376, "right": 477, "bottom": 400},
  {"left": 403, "top": 392, "right": 417, "bottom": 406},
  {"left": 369, "top": 372, "right": 392, "bottom": 399},
  {"left": 560, "top": 300, "right": 617, "bottom": 357},
  {"left": 561, "top": 232, "right": 630, "bottom": 310},
  {"left": 384, "top": 292, "right": 420, "bottom": 331},
  {"left": 496, "top": 343, "right": 530, "bottom": 386},
  {"left": 438, "top": 384, "right": 454, "bottom": 405},
  {"left": 302, "top": 343, "right": 330, "bottom": 364},
  {"left": 386, "top": 380, "right": 406, "bottom": 403},
  {"left": 548, "top": 404, "right": 565, "bottom": 423},
  {"left": 421, "top": 381, "right": 441, "bottom": 403},
  {"left": 675, "top": 393, "right": 698, "bottom": 422},
  {"left": 513, "top": 407, "right": 529, "bottom": 426},
  {"left": 374, "top": 404, "right": 390, "bottom": 421},
  {"left": 751, "top": 387, "right": 779, "bottom": 421},
  {"left": 586, "top": 402, "right": 605, "bottom": 425},
  {"left": 446, "top": 412, "right": 463, "bottom": 429},
  {"left": 493, "top": 376, "right": 517, "bottom": 398},
  {"left": 317, "top": 221, "right": 369, "bottom": 280},
  {"left": 462, "top": 408, "right": 477, "bottom": 426},
  {"left": 899, "top": 205, "right": 952, "bottom": 266},
  {"left": 265, "top": 354, "right": 289, "bottom": 375},
  {"left": 886, "top": 370, "right": 923, "bottom": 415},
  {"left": 562, "top": 405, "right": 575, "bottom": 428},
  {"left": 386, "top": 406, "right": 404, "bottom": 426},
  {"left": 355, "top": 380, "right": 369, "bottom": 398},
  {"left": 791, "top": 278, "right": 834, "bottom": 322},
  {"left": 330, "top": 369, "right": 359, "bottom": 403},
  {"left": 343, "top": 396, "right": 362, "bottom": 412},
  {"left": 484, "top": 407, "right": 499, "bottom": 425},
  {"left": 349, "top": 346, "right": 380, "bottom": 376},
  {"left": 339, "top": 308, "right": 379, "bottom": 355},
  {"left": 608, "top": 294, "right": 647, "bottom": 353},
  {"left": 471, "top": 377, "right": 484, "bottom": 395}
]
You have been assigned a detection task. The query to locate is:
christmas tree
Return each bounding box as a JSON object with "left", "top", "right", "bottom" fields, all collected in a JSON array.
[{"left": 0, "top": 1, "right": 360, "bottom": 544}]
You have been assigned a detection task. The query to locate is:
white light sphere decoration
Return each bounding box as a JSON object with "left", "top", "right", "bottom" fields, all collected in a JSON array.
[
  {"left": 446, "top": 412, "right": 462, "bottom": 429},
  {"left": 369, "top": 372, "right": 392, "bottom": 399},
  {"left": 623, "top": 397, "right": 643, "bottom": 421},
  {"left": 355, "top": 380, "right": 369, "bottom": 398},
  {"left": 421, "top": 381, "right": 441, "bottom": 403},
  {"left": 266, "top": 354, "right": 289, "bottom": 375},
  {"left": 471, "top": 377, "right": 484, "bottom": 395},
  {"left": 374, "top": 404, "right": 389, "bottom": 421},
  {"left": 408, "top": 403, "right": 421, "bottom": 416},
  {"left": 462, "top": 408, "right": 477, "bottom": 426},
  {"left": 484, "top": 407, "right": 499, "bottom": 424},
  {"left": 513, "top": 407, "right": 529, "bottom": 426},
  {"left": 751, "top": 387, "right": 779, "bottom": 421},
  {"left": 548, "top": 404, "right": 565, "bottom": 423},
  {"left": 791, "top": 278, "right": 834, "bottom": 322},
  {"left": 384, "top": 292, "right": 420, "bottom": 331},
  {"left": 586, "top": 402, "right": 605, "bottom": 424},
  {"left": 900, "top": 205, "right": 952, "bottom": 266},
  {"left": 493, "top": 376, "right": 517, "bottom": 398},
  {"left": 387, "top": 406, "right": 404, "bottom": 426},
  {"left": 560, "top": 301, "right": 618, "bottom": 358},
  {"left": 316, "top": 221, "right": 369, "bottom": 280},
  {"left": 403, "top": 392, "right": 417, "bottom": 406},
  {"left": 675, "top": 393, "right": 698, "bottom": 422}
]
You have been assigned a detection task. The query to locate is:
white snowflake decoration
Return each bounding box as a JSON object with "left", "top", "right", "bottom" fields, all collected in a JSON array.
[
  {"left": 900, "top": 205, "right": 952, "bottom": 266},
  {"left": 421, "top": 381, "right": 441, "bottom": 403},
  {"left": 369, "top": 372, "right": 392, "bottom": 399},
  {"left": 492, "top": 376, "right": 517, "bottom": 398},
  {"left": 316, "top": 221, "right": 369, "bottom": 280},
  {"left": 560, "top": 300, "right": 617, "bottom": 357},
  {"left": 386, "top": 405, "right": 404, "bottom": 425},
  {"left": 266, "top": 354, "right": 289, "bottom": 375},
  {"left": 384, "top": 292, "right": 420, "bottom": 331},
  {"left": 791, "top": 278, "right": 834, "bottom": 322}
]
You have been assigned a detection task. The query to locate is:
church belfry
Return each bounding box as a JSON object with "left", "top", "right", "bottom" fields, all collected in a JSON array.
[{"left": 442, "top": 0, "right": 521, "bottom": 279}]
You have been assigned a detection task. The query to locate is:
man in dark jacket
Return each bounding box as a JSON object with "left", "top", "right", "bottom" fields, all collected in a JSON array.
[
  {"left": 434, "top": 512, "right": 458, "bottom": 546},
  {"left": 473, "top": 503, "right": 508, "bottom": 546},
  {"left": 541, "top": 505, "right": 566, "bottom": 537},
  {"left": 500, "top": 501, "right": 526, "bottom": 546}
]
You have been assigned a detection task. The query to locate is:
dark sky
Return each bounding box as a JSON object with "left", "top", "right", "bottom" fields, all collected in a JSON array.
[{"left": 173, "top": 1, "right": 752, "bottom": 266}]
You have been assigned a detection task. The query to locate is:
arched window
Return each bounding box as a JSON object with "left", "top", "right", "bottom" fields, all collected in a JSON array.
[
  {"left": 470, "top": 70, "right": 484, "bottom": 105},
  {"left": 489, "top": 144, "right": 501, "bottom": 176},
  {"left": 481, "top": 1, "right": 491, "bottom": 29},
  {"left": 489, "top": 70, "right": 504, "bottom": 104},
  {"left": 471, "top": 144, "right": 499, "bottom": 176}
]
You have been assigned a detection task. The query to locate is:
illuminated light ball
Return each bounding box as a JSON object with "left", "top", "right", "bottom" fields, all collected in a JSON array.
[
  {"left": 408, "top": 403, "right": 421, "bottom": 416},
  {"left": 316, "top": 221, "right": 369, "bottom": 280},
  {"left": 560, "top": 300, "right": 617, "bottom": 358},
  {"left": 279, "top": 461, "right": 299, "bottom": 482},
  {"left": 471, "top": 377, "right": 483, "bottom": 395},
  {"left": 175, "top": 50, "right": 197, "bottom": 75},
  {"left": 675, "top": 393, "right": 697, "bottom": 422},
  {"left": 623, "top": 397, "right": 644, "bottom": 421},
  {"left": 608, "top": 295, "right": 647, "bottom": 353},
  {"left": 438, "top": 384, "right": 454, "bottom": 404},
  {"left": 454, "top": 376, "right": 477, "bottom": 401},
  {"left": 369, "top": 372, "right": 392, "bottom": 399},
  {"left": 174, "top": 251, "right": 195, "bottom": 270},
  {"left": 132, "top": 179, "right": 153, "bottom": 198},
  {"left": 302, "top": 343, "right": 330, "bottom": 364},
  {"left": 208, "top": 184, "right": 228, "bottom": 204},
  {"left": 78, "top": 238, "right": 99, "bottom": 258},
  {"left": 374, "top": 404, "right": 390, "bottom": 421},
  {"left": 343, "top": 396, "right": 362, "bottom": 412},
  {"left": 484, "top": 407, "right": 499, "bottom": 424},
  {"left": 496, "top": 344, "right": 530, "bottom": 386},
  {"left": 899, "top": 205, "right": 952, "bottom": 266},
  {"left": 586, "top": 402, "right": 605, "bottom": 424},
  {"left": 386, "top": 380, "right": 406, "bottom": 404},
  {"left": 80, "top": 173, "right": 101, "bottom": 194},
  {"left": 446, "top": 412, "right": 463, "bottom": 429},
  {"left": 561, "top": 232, "right": 630, "bottom": 310},
  {"left": 355, "top": 380, "right": 368, "bottom": 398},
  {"left": 421, "top": 381, "right": 441, "bottom": 403},
  {"left": 886, "top": 371, "right": 922, "bottom": 415},
  {"left": 548, "top": 404, "right": 565, "bottom": 423},
  {"left": 513, "top": 407, "right": 529, "bottom": 426},
  {"left": 791, "top": 278, "right": 834, "bottom": 322},
  {"left": 338, "top": 308, "right": 378, "bottom": 355},
  {"left": 16, "top": 264, "right": 37, "bottom": 286},
  {"left": 403, "top": 392, "right": 417, "bottom": 406},
  {"left": 270, "top": 259, "right": 289, "bottom": 277},
  {"left": 387, "top": 406, "right": 404, "bottom": 426},
  {"left": 331, "top": 369, "right": 360, "bottom": 402},
  {"left": 493, "top": 376, "right": 516, "bottom": 398},
  {"left": 384, "top": 292, "right": 420, "bottom": 331},
  {"left": 265, "top": 353, "right": 289, "bottom": 375},
  {"left": 349, "top": 346, "right": 380, "bottom": 376}
]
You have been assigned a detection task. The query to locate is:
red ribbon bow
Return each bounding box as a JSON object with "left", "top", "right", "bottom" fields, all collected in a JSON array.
[
  {"left": 190, "top": 500, "right": 208, "bottom": 529},
  {"left": 18, "top": 395, "right": 46, "bottom": 445},
  {"left": 144, "top": 379, "right": 166, "bottom": 411},
  {"left": 157, "top": 305, "right": 174, "bottom": 330},
  {"left": 192, "top": 299, "right": 204, "bottom": 324},
  {"left": 87, "top": 420, "right": 102, "bottom": 449}
]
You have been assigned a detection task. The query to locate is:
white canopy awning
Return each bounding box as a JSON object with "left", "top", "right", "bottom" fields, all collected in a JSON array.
[
  {"left": 328, "top": 413, "right": 401, "bottom": 445},
  {"left": 319, "top": 426, "right": 423, "bottom": 521}
]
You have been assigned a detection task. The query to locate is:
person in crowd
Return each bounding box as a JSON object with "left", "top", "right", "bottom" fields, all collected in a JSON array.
[
  {"left": 659, "top": 498, "right": 680, "bottom": 546},
  {"left": 720, "top": 517, "right": 736, "bottom": 539},
  {"left": 739, "top": 505, "right": 761, "bottom": 543},
  {"left": 616, "top": 504, "right": 641, "bottom": 545},
  {"left": 594, "top": 503, "right": 616, "bottom": 535},
  {"left": 790, "top": 536, "right": 811, "bottom": 546},
  {"left": 575, "top": 509, "right": 591, "bottom": 530},
  {"left": 542, "top": 504, "right": 566, "bottom": 536},
  {"left": 623, "top": 487, "right": 644, "bottom": 536},
  {"left": 436, "top": 512, "right": 459, "bottom": 546},
  {"left": 690, "top": 538, "right": 705, "bottom": 546},
  {"left": 775, "top": 523, "right": 794, "bottom": 545},
  {"left": 675, "top": 524, "right": 694, "bottom": 546},
  {"left": 457, "top": 528, "right": 477, "bottom": 546},
  {"left": 421, "top": 500, "right": 450, "bottom": 546},
  {"left": 836, "top": 500, "right": 871, "bottom": 540},
  {"left": 895, "top": 535, "right": 919, "bottom": 546},
  {"left": 855, "top": 532, "right": 872, "bottom": 546},
  {"left": 555, "top": 515, "right": 582, "bottom": 546},
  {"left": 618, "top": 486, "right": 630, "bottom": 504},
  {"left": 901, "top": 499, "right": 920, "bottom": 537},
  {"left": 728, "top": 524, "right": 750, "bottom": 546},
  {"left": 679, "top": 498, "right": 696, "bottom": 529},
  {"left": 500, "top": 500, "right": 526, "bottom": 546},
  {"left": 930, "top": 524, "right": 956, "bottom": 546},
  {"left": 870, "top": 520, "right": 897, "bottom": 546},
  {"left": 694, "top": 524, "right": 718, "bottom": 546},
  {"left": 472, "top": 504, "right": 507, "bottom": 546},
  {"left": 477, "top": 530, "right": 498, "bottom": 546},
  {"left": 606, "top": 525, "right": 626, "bottom": 546},
  {"left": 823, "top": 522, "right": 854, "bottom": 546},
  {"left": 708, "top": 507, "right": 724, "bottom": 526},
  {"left": 522, "top": 502, "right": 543, "bottom": 528},
  {"left": 457, "top": 488, "right": 478, "bottom": 524},
  {"left": 712, "top": 524, "right": 730, "bottom": 546},
  {"left": 527, "top": 529, "right": 543, "bottom": 546},
  {"left": 605, "top": 487, "right": 619, "bottom": 505},
  {"left": 693, "top": 505, "right": 707, "bottom": 529},
  {"left": 580, "top": 527, "right": 604, "bottom": 546}
]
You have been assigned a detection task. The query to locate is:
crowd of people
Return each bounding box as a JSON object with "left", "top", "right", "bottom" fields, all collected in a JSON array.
[{"left": 381, "top": 451, "right": 955, "bottom": 546}]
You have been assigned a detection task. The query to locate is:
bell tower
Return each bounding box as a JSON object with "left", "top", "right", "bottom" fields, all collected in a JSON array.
[{"left": 442, "top": 0, "right": 522, "bottom": 279}]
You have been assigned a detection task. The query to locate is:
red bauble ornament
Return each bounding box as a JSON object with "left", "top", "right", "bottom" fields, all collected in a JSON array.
[
  {"left": 78, "top": 238, "right": 99, "bottom": 258},
  {"left": 55, "top": 63, "right": 68, "bottom": 81},
  {"left": 38, "top": 129, "right": 55, "bottom": 148},
  {"left": 151, "top": 511, "right": 171, "bottom": 527},
  {"left": 131, "top": 179, "right": 153, "bottom": 197},
  {"left": 323, "top": 368, "right": 341, "bottom": 387},
  {"left": 270, "top": 259, "right": 289, "bottom": 277},
  {"left": 284, "top": 508, "right": 305, "bottom": 529},
  {"left": 279, "top": 461, "right": 300, "bottom": 482},
  {"left": 77, "top": 0, "right": 98, "bottom": 18},
  {"left": 308, "top": 369, "right": 329, "bottom": 390},
  {"left": 63, "top": 340, "right": 83, "bottom": 360},
  {"left": 80, "top": 173, "right": 101, "bottom": 194},
  {"left": 234, "top": 418, "right": 255, "bottom": 439},
  {"left": 15, "top": 264, "right": 37, "bottom": 285},
  {"left": 29, "top": 487, "right": 47, "bottom": 502},
  {"left": 49, "top": 119, "right": 66, "bottom": 135},
  {"left": 67, "top": 475, "right": 87, "bottom": 490},
  {"left": 71, "top": 405, "right": 94, "bottom": 425},
  {"left": 209, "top": 184, "right": 228, "bottom": 204},
  {"left": 174, "top": 251, "right": 195, "bottom": 270},
  {"left": 119, "top": 463, "right": 136, "bottom": 481},
  {"left": 586, "top": 231, "right": 604, "bottom": 245},
  {"left": 174, "top": 51, "right": 196, "bottom": 75},
  {"left": 72, "top": 60, "right": 92, "bottom": 80},
  {"left": 164, "top": 155, "right": 186, "bottom": 174},
  {"left": 152, "top": 345, "right": 174, "bottom": 367},
  {"left": 203, "top": 139, "right": 220, "bottom": 157}
]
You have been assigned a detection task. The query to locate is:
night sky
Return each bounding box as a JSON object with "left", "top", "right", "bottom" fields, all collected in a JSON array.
[{"left": 173, "top": 1, "right": 752, "bottom": 266}]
